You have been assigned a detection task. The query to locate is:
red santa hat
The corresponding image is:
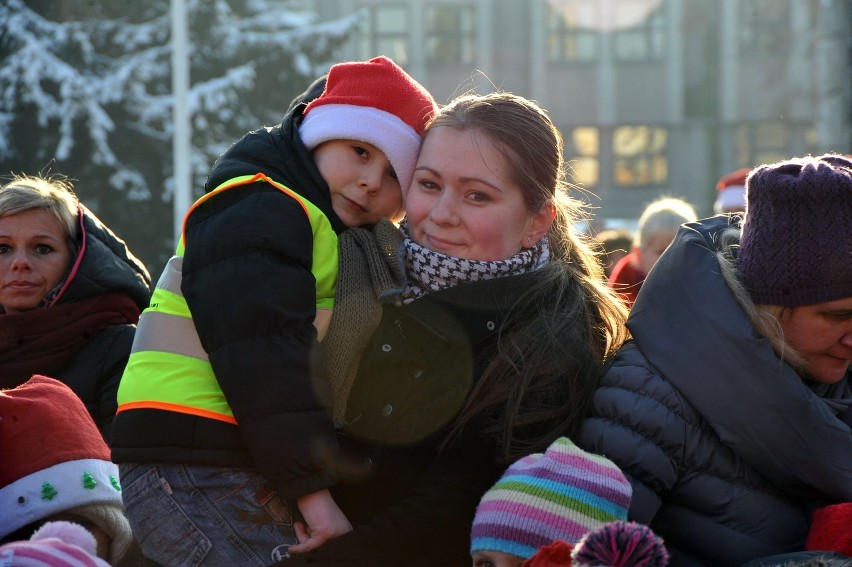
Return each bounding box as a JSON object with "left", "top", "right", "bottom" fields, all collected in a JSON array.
[
  {"left": 714, "top": 167, "right": 750, "bottom": 214},
  {"left": 806, "top": 503, "right": 852, "bottom": 556},
  {"left": 299, "top": 56, "right": 438, "bottom": 197},
  {"left": 0, "top": 376, "right": 131, "bottom": 563}
]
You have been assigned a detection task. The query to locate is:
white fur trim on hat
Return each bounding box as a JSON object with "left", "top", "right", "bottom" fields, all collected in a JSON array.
[
  {"left": 714, "top": 185, "right": 746, "bottom": 214},
  {"left": 300, "top": 103, "right": 422, "bottom": 198},
  {"left": 0, "top": 459, "right": 123, "bottom": 540}
]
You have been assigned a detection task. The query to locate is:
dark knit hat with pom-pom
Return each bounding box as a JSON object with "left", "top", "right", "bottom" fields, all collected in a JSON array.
[
  {"left": 738, "top": 154, "right": 852, "bottom": 307},
  {"left": 572, "top": 521, "right": 669, "bottom": 567}
]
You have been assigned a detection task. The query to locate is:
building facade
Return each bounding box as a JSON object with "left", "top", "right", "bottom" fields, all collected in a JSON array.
[{"left": 310, "top": 0, "right": 850, "bottom": 226}]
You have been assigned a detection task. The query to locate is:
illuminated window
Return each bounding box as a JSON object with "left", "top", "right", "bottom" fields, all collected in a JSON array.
[
  {"left": 425, "top": 4, "right": 475, "bottom": 63},
  {"left": 739, "top": 0, "right": 789, "bottom": 55},
  {"left": 613, "top": 126, "right": 668, "bottom": 186},
  {"left": 565, "top": 127, "right": 600, "bottom": 186},
  {"left": 546, "top": 2, "right": 599, "bottom": 62},
  {"left": 734, "top": 121, "right": 789, "bottom": 167},
  {"left": 613, "top": 0, "right": 666, "bottom": 61},
  {"left": 357, "top": 4, "right": 410, "bottom": 64}
]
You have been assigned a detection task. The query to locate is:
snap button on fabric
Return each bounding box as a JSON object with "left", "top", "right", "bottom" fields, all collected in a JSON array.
[
  {"left": 381, "top": 344, "right": 392, "bottom": 352},
  {"left": 382, "top": 404, "right": 393, "bottom": 416},
  {"left": 486, "top": 320, "right": 495, "bottom": 330}
]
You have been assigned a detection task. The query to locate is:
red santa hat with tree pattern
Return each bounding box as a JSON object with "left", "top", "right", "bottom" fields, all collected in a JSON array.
[{"left": 0, "top": 375, "right": 132, "bottom": 564}]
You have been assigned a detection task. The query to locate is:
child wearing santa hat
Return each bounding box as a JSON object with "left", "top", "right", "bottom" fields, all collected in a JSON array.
[
  {"left": 0, "top": 375, "right": 134, "bottom": 565},
  {"left": 111, "top": 56, "right": 438, "bottom": 565}
]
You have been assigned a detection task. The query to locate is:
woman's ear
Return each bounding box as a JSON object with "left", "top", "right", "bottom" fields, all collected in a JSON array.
[{"left": 523, "top": 200, "right": 557, "bottom": 248}]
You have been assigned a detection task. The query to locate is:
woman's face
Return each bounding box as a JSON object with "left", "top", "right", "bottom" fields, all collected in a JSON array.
[
  {"left": 779, "top": 296, "right": 852, "bottom": 384},
  {"left": 0, "top": 209, "right": 73, "bottom": 314},
  {"left": 405, "top": 126, "right": 553, "bottom": 261}
]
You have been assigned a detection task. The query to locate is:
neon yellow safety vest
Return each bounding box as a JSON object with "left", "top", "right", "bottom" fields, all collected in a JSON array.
[{"left": 116, "top": 173, "right": 338, "bottom": 424}]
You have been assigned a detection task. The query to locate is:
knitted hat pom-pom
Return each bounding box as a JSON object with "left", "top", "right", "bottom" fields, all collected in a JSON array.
[
  {"left": 572, "top": 521, "right": 669, "bottom": 567},
  {"left": 32, "top": 521, "right": 99, "bottom": 556}
]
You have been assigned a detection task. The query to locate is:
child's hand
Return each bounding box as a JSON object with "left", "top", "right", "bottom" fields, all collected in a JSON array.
[{"left": 288, "top": 489, "right": 352, "bottom": 554}]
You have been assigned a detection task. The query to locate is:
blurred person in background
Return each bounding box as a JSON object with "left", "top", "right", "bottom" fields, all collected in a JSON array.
[{"left": 607, "top": 196, "right": 697, "bottom": 307}]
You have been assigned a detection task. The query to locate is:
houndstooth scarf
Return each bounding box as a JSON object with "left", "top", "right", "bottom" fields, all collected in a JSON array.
[{"left": 399, "top": 220, "right": 549, "bottom": 304}]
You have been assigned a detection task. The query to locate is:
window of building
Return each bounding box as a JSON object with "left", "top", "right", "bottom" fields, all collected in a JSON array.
[
  {"left": 545, "top": 2, "right": 599, "bottom": 62},
  {"left": 734, "top": 121, "right": 789, "bottom": 168},
  {"left": 565, "top": 126, "right": 600, "bottom": 186},
  {"left": 739, "top": 0, "right": 789, "bottom": 55},
  {"left": 613, "top": 0, "right": 666, "bottom": 61},
  {"left": 613, "top": 125, "right": 668, "bottom": 186},
  {"left": 425, "top": 4, "right": 475, "bottom": 64},
  {"left": 356, "top": 4, "right": 410, "bottom": 64}
]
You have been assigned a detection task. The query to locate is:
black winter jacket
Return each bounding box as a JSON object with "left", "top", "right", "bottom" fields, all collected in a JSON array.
[
  {"left": 578, "top": 216, "right": 852, "bottom": 566},
  {"left": 286, "top": 272, "right": 546, "bottom": 567},
  {"left": 61, "top": 209, "right": 151, "bottom": 440}
]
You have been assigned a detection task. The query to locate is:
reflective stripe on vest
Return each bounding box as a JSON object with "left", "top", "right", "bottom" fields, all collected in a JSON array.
[{"left": 116, "top": 173, "right": 339, "bottom": 424}]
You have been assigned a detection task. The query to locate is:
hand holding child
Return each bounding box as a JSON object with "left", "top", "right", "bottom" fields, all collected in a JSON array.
[{"left": 289, "top": 489, "right": 353, "bottom": 554}]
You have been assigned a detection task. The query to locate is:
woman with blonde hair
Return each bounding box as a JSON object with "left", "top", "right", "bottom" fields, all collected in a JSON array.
[{"left": 0, "top": 174, "right": 150, "bottom": 440}]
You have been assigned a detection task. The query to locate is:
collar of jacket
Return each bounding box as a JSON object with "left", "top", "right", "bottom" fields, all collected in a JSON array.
[{"left": 399, "top": 270, "right": 544, "bottom": 347}]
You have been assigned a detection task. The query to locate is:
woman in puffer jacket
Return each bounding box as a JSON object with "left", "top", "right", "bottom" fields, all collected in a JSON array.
[{"left": 578, "top": 154, "right": 852, "bottom": 566}]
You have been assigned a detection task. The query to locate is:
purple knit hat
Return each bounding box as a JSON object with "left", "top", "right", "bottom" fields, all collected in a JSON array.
[{"left": 738, "top": 154, "right": 852, "bottom": 306}]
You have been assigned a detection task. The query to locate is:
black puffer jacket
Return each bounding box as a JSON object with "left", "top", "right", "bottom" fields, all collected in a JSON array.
[
  {"left": 578, "top": 216, "right": 852, "bottom": 566},
  {"left": 61, "top": 208, "right": 151, "bottom": 440}
]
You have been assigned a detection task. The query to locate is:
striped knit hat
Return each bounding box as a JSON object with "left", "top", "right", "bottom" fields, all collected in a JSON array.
[{"left": 471, "top": 437, "right": 632, "bottom": 560}]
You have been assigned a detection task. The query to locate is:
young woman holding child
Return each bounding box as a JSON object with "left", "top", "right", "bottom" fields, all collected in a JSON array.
[{"left": 285, "top": 91, "right": 629, "bottom": 566}]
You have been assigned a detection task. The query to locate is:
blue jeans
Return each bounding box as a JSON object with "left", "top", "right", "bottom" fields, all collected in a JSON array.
[{"left": 119, "top": 463, "right": 298, "bottom": 567}]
